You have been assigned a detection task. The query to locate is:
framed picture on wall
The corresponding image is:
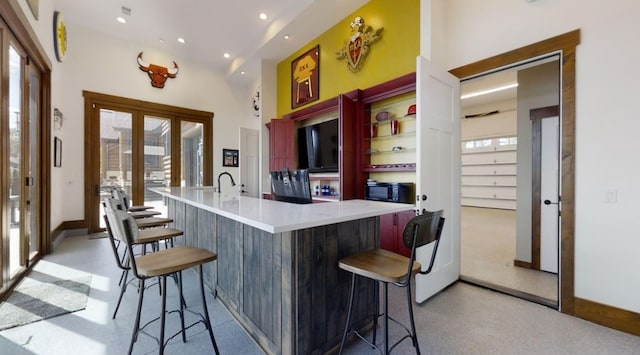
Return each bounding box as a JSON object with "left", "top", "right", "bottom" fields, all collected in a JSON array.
[
  {"left": 291, "top": 45, "right": 320, "bottom": 109},
  {"left": 223, "top": 149, "right": 239, "bottom": 167}
]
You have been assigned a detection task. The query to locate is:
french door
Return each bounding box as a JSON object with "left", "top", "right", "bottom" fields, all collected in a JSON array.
[
  {"left": 84, "top": 92, "right": 212, "bottom": 233},
  {"left": 1, "top": 18, "right": 47, "bottom": 293}
]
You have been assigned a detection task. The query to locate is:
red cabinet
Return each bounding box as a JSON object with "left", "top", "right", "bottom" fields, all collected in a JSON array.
[
  {"left": 269, "top": 118, "right": 295, "bottom": 171},
  {"left": 379, "top": 209, "right": 416, "bottom": 257}
]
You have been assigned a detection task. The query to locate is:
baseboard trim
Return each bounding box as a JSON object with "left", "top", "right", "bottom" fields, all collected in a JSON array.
[
  {"left": 574, "top": 297, "right": 640, "bottom": 336},
  {"left": 514, "top": 260, "right": 532, "bottom": 269},
  {"left": 51, "top": 220, "right": 87, "bottom": 252}
]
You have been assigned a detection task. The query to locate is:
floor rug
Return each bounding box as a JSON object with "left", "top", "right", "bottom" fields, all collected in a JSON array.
[{"left": 0, "top": 275, "right": 91, "bottom": 331}]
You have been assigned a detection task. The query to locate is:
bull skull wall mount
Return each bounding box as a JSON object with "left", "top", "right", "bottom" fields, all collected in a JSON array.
[{"left": 137, "top": 52, "right": 179, "bottom": 88}]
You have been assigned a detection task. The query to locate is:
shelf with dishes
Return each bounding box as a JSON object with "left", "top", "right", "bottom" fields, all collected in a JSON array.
[
  {"left": 362, "top": 163, "right": 416, "bottom": 172},
  {"left": 365, "top": 131, "right": 416, "bottom": 141},
  {"left": 365, "top": 147, "right": 416, "bottom": 155}
]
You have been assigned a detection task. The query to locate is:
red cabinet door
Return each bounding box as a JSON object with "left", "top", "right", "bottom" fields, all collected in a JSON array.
[{"left": 269, "top": 118, "right": 295, "bottom": 171}]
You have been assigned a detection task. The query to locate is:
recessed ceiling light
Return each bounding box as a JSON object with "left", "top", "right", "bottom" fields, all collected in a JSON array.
[
  {"left": 284, "top": 34, "right": 291, "bottom": 40},
  {"left": 259, "top": 13, "right": 267, "bottom": 20},
  {"left": 223, "top": 53, "right": 231, "bottom": 59},
  {"left": 177, "top": 37, "right": 186, "bottom": 44},
  {"left": 159, "top": 38, "right": 165, "bottom": 44},
  {"left": 240, "top": 71, "right": 246, "bottom": 75},
  {"left": 116, "top": 17, "right": 126, "bottom": 24}
]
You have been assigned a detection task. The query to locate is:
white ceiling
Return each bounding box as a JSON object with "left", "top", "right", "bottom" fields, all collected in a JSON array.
[{"left": 53, "top": 0, "right": 368, "bottom": 84}]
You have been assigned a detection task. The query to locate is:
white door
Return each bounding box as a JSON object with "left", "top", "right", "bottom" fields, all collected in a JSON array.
[
  {"left": 415, "top": 56, "right": 461, "bottom": 302},
  {"left": 540, "top": 116, "right": 560, "bottom": 273},
  {"left": 240, "top": 128, "right": 260, "bottom": 198}
]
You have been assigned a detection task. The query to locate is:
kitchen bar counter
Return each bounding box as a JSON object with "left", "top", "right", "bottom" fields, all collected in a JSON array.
[
  {"left": 151, "top": 187, "right": 414, "bottom": 354},
  {"left": 152, "top": 186, "right": 413, "bottom": 233}
]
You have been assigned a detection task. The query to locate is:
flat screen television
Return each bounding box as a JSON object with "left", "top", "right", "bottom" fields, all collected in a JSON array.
[
  {"left": 298, "top": 119, "right": 339, "bottom": 173},
  {"left": 270, "top": 168, "right": 313, "bottom": 204}
]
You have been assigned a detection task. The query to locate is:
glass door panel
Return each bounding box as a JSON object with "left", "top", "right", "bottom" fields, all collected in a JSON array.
[
  {"left": 99, "top": 109, "right": 132, "bottom": 228},
  {"left": 181, "top": 121, "right": 204, "bottom": 187},
  {"left": 143, "top": 115, "right": 171, "bottom": 213},
  {"left": 8, "top": 45, "right": 23, "bottom": 277},
  {"left": 26, "top": 62, "right": 40, "bottom": 260}
]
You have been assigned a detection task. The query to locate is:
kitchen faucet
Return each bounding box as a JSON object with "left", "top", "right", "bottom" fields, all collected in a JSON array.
[{"left": 217, "top": 171, "right": 236, "bottom": 193}]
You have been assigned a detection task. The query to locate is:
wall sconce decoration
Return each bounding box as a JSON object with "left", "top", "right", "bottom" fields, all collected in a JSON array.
[
  {"left": 252, "top": 87, "right": 261, "bottom": 117},
  {"left": 137, "top": 52, "right": 179, "bottom": 88},
  {"left": 336, "top": 16, "right": 383, "bottom": 72},
  {"left": 53, "top": 108, "right": 64, "bottom": 130}
]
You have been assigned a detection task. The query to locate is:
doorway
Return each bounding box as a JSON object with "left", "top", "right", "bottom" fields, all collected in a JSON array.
[
  {"left": 450, "top": 29, "right": 579, "bottom": 313},
  {"left": 83, "top": 91, "right": 214, "bottom": 233},
  {"left": 0, "top": 4, "right": 51, "bottom": 298},
  {"left": 239, "top": 128, "right": 260, "bottom": 198},
  {"left": 459, "top": 58, "right": 560, "bottom": 307}
]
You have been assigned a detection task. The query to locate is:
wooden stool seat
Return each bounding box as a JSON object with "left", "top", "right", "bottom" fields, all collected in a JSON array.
[
  {"left": 128, "top": 205, "right": 154, "bottom": 212},
  {"left": 135, "top": 227, "right": 183, "bottom": 245},
  {"left": 135, "top": 246, "right": 216, "bottom": 278},
  {"left": 135, "top": 217, "right": 173, "bottom": 228},
  {"left": 129, "top": 210, "right": 162, "bottom": 219},
  {"left": 339, "top": 249, "right": 422, "bottom": 284}
]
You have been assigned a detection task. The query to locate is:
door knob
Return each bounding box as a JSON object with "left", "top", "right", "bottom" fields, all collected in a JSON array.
[{"left": 544, "top": 199, "right": 559, "bottom": 205}]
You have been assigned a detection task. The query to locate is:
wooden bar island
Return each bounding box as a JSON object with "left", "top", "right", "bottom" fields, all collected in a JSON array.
[{"left": 151, "top": 187, "right": 413, "bottom": 355}]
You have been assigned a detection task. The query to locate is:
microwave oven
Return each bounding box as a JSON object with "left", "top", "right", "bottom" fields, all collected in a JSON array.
[{"left": 365, "top": 182, "right": 414, "bottom": 204}]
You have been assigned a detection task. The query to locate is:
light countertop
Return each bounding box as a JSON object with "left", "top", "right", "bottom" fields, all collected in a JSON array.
[{"left": 151, "top": 187, "right": 414, "bottom": 233}]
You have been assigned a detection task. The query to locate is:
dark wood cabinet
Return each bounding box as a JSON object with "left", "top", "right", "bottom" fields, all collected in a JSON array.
[{"left": 379, "top": 209, "right": 416, "bottom": 257}]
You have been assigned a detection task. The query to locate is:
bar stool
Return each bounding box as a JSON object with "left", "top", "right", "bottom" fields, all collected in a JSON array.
[
  {"left": 112, "top": 187, "right": 156, "bottom": 212},
  {"left": 112, "top": 188, "right": 162, "bottom": 219},
  {"left": 338, "top": 210, "right": 445, "bottom": 355},
  {"left": 103, "top": 201, "right": 185, "bottom": 319},
  {"left": 108, "top": 195, "right": 173, "bottom": 229},
  {"left": 111, "top": 207, "right": 220, "bottom": 355}
]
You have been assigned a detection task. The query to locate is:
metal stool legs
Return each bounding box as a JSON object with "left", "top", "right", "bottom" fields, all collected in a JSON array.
[
  {"left": 339, "top": 274, "right": 421, "bottom": 355},
  {"left": 127, "top": 267, "right": 218, "bottom": 355},
  {"left": 339, "top": 273, "right": 357, "bottom": 354},
  {"left": 199, "top": 265, "right": 220, "bottom": 354},
  {"left": 406, "top": 281, "right": 420, "bottom": 354}
]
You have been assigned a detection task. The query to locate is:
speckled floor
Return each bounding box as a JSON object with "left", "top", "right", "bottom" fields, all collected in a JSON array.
[
  {"left": 1, "top": 233, "right": 638, "bottom": 355},
  {"left": 461, "top": 206, "right": 558, "bottom": 302}
]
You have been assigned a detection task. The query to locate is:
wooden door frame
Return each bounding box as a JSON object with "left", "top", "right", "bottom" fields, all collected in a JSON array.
[
  {"left": 530, "top": 105, "right": 560, "bottom": 270},
  {"left": 450, "top": 29, "right": 579, "bottom": 315},
  {"left": 0, "top": 1, "right": 51, "bottom": 299},
  {"left": 83, "top": 91, "right": 213, "bottom": 233}
]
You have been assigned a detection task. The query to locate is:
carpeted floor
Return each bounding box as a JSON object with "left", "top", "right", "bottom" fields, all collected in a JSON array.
[{"left": 0, "top": 275, "right": 91, "bottom": 331}]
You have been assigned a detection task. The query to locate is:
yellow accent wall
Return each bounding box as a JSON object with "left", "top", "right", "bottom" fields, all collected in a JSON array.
[{"left": 276, "top": 0, "right": 419, "bottom": 117}]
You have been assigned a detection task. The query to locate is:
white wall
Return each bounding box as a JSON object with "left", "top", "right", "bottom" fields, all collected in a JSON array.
[
  {"left": 428, "top": 0, "right": 640, "bottom": 313},
  {"left": 13, "top": 7, "right": 258, "bottom": 228}
]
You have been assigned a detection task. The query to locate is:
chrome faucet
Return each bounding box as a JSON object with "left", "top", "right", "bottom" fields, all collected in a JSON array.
[{"left": 217, "top": 171, "right": 236, "bottom": 193}]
